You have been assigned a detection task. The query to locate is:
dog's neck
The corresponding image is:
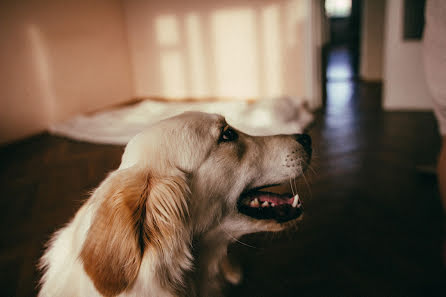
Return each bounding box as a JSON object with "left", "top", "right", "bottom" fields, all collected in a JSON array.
[
  {"left": 185, "top": 224, "right": 238, "bottom": 296},
  {"left": 140, "top": 225, "right": 231, "bottom": 297},
  {"left": 148, "top": 216, "right": 247, "bottom": 296}
]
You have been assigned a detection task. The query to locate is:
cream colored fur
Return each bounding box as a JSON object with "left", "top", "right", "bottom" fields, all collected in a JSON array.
[{"left": 38, "top": 112, "right": 309, "bottom": 297}]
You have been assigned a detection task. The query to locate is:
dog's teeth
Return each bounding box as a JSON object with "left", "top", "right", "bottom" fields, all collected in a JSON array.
[
  {"left": 250, "top": 198, "right": 260, "bottom": 208},
  {"left": 292, "top": 194, "right": 300, "bottom": 208},
  {"left": 271, "top": 203, "right": 276, "bottom": 207},
  {"left": 261, "top": 201, "right": 269, "bottom": 207}
]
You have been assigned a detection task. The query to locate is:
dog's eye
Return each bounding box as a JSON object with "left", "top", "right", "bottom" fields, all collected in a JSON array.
[{"left": 220, "top": 125, "right": 238, "bottom": 142}]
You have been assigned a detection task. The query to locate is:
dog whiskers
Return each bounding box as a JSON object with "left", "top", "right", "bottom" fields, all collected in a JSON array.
[
  {"left": 307, "top": 164, "right": 316, "bottom": 175},
  {"left": 289, "top": 177, "right": 295, "bottom": 196},
  {"left": 301, "top": 172, "right": 312, "bottom": 199}
]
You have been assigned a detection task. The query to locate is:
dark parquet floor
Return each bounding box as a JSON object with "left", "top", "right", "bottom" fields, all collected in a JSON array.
[{"left": 1, "top": 47, "right": 445, "bottom": 296}]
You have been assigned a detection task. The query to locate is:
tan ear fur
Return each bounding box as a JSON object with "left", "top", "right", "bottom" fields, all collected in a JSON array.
[{"left": 80, "top": 166, "right": 190, "bottom": 297}]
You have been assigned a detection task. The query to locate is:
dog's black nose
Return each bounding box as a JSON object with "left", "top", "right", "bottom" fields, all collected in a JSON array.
[{"left": 295, "top": 133, "right": 312, "bottom": 155}]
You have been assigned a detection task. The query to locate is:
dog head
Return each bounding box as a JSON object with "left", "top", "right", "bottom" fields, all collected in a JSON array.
[
  {"left": 80, "top": 111, "right": 311, "bottom": 296},
  {"left": 120, "top": 111, "right": 311, "bottom": 231}
]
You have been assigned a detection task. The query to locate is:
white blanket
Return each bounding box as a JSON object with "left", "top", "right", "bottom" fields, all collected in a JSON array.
[{"left": 50, "top": 97, "right": 313, "bottom": 145}]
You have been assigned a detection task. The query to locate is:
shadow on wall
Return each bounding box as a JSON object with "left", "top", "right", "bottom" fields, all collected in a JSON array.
[
  {"left": 0, "top": 0, "right": 133, "bottom": 144},
  {"left": 124, "top": 0, "right": 309, "bottom": 100},
  {"left": 28, "top": 25, "right": 56, "bottom": 124}
]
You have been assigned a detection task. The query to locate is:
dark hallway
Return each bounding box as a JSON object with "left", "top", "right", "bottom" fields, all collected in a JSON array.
[{"left": 229, "top": 42, "right": 446, "bottom": 297}]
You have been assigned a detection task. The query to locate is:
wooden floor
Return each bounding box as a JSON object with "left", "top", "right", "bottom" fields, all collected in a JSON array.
[{"left": 1, "top": 48, "right": 445, "bottom": 296}]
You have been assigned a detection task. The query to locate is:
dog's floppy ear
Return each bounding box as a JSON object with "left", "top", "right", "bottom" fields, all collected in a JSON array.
[{"left": 80, "top": 166, "right": 190, "bottom": 297}]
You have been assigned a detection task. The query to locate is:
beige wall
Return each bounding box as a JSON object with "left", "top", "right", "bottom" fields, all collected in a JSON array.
[
  {"left": 0, "top": 0, "right": 133, "bottom": 144},
  {"left": 383, "top": 0, "right": 432, "bottom": 110},
  {"left": 123, "top": 0, "right": 310, "bottom": 101},
  {"left": 0, "top": 0, "right": 318, "bottom": 144},
  {"left": 360, "top": 0, "right": 385, "bottom": 81}
]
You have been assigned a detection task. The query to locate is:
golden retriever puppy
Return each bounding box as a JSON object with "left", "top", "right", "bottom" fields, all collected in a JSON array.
[{"left": 38, "top": 111, "right": 311, "bottom": 297}]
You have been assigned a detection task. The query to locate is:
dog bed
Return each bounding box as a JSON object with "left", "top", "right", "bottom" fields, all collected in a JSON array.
[{"left": 49, "top": 97, "right": 313, "bottom": 145}]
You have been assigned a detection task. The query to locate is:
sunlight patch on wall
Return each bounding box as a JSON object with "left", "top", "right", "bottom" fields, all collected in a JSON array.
[
  {"left": 186, "top": 13, "right": 208, "bottom": 97},
  {"left": 28, "top": 25, "right": 55, "bottom": 123},
  {"left": 212, "top": 8, "right": 259, "bottom": 98},
  {"left": 160, "top": 51, "right": 186, "bottom": 98},
  {"left": 149, "top": 1, "right": 309, "bottom": 101},
  {"left": 262, "top": 4, "right": 282, "bottom": 97},
  {"left": 286, "top": 0, "right": 307, "bottom": 47},
  {"left": 155, "top": 15, "right": 179, "bottom": 47},
  {"left": 156, "top": 14, "right": 186, "bottom": 98}
]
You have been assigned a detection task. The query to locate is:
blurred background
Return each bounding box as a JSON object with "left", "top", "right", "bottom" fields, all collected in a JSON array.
[{"left": 1, "top": 0, "right": 445, "bottom": 296}]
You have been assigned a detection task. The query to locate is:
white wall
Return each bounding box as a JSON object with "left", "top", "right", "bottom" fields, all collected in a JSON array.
[
  {"left": 123, "top": 0, "right": 320, "bottom": 106},
  {"left": 305, "top": 0, "right": 324, "bottom": 109},
  {"left": 360, "top": 0, "right": 385, "bottom": 81},
  {"left": 0, "top": 0, "right": 321, "bottom": 144},
  {"left": 0, "top": 0, "right": 133, "bottom": 144},
  {"left": 382, "top": 0, "right": 433, "bottom": 110}
]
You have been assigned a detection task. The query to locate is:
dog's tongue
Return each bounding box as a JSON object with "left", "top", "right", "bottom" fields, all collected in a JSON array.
[
  {"left": 244, "top": 191, "right": 299, "bottom": 206},
  {"left": 239, "top": 190, "right": 303, "bottom": 222},
  {"left": 252, "top": 192, "right": 293, "bottom": 205}
]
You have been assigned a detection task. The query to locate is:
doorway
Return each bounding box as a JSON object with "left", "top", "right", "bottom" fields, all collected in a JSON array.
[{"left": 322, "top": 0, "right": 362, "bottom": 111}]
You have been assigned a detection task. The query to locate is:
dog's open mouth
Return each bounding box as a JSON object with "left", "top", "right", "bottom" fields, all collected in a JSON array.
[{"left": 237, "top": 186, "right": 303, "bottom": 223}]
